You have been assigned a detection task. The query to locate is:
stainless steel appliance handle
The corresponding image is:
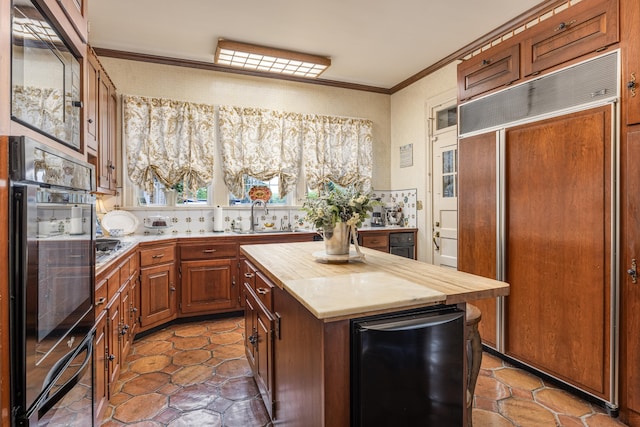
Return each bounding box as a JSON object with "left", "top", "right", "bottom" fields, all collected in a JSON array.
[
  {"left": 35, "top": 333, "right": 93, "bottom": 418},
  {"left": 360, "top": 311, "right": 463, "bottom": 332}
]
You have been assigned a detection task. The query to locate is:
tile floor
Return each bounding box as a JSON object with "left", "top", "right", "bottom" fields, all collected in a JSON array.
[{"left": 101, "top": 316, "right": 629, "bottom": 427}]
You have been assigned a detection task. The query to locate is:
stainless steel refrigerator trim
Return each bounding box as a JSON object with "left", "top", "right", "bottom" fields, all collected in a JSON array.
[
  {"left": 496, "top": 128, "right": 506, "bottom": 354},
  {"left": 610, "top": 101, "right": 621, "bottom": 412}
]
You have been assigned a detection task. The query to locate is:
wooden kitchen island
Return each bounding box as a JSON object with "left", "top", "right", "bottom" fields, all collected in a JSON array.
[{"left": 240, "top": 242, "right": 509, "bottom": 427}]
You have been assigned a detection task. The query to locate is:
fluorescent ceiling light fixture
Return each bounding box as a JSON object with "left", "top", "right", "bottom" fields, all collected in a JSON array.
[{"left": 215, "top": 39, "right": 331, "bottom": 79}]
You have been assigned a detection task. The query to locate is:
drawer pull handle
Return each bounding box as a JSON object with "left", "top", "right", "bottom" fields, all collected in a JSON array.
[
  {"left": 256, "top": 287, "right": 268, "bottom": 295},
  {"left": 96, "top": 297, "right": 106, "bottom": 306},
  {"left": 202, "top": 249, "right": 217, "bottom": 253},
  {"left": 152, "top": 254, "right": 164, "bottom": 259},
  {"left": 244, "top": 273, "right": 254, "bottom": 278},
  {"left": 554, "top": 19, "right": 576, "bottom": 32}
]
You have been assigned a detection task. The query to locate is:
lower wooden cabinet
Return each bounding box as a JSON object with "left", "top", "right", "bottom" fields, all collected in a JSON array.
[
  {"left": 178, "top": 242, "right": 239, "bottom": 316},
  {"left": 139, "top": 243, "right": 177, "bottom": 330},
  {"left": 243, "top": 279, "right": 275, "bottom": 419},
  {"left": 106, "top": 292, "right": 121, "bottom": 397},
  {"left": 139, "top": 262, "right": 177, "bottom": 328},
  {"left": 93, "top": 310, "right": 108, "bottom": 425}
]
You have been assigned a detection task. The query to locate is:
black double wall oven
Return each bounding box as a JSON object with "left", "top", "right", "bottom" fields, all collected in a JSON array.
[{"left": 9, "top": 136, "right": 96, "bottom": 425}]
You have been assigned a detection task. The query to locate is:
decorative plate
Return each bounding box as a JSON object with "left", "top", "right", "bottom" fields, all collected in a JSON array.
[
  {"left": 248, "top": 185, "right": 272, "bottom": 202},
  {"left": 101, "top": 210, "right": 140, "bottom": 235}
]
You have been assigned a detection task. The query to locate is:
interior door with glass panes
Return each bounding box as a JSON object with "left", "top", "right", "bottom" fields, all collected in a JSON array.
[{"left": 431, "top": 101, "right": 458, "bottom": 268}]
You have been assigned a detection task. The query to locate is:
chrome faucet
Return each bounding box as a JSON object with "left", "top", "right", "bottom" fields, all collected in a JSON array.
[{"left": 250, "top": 199, "right": 267, "bottom": 233}]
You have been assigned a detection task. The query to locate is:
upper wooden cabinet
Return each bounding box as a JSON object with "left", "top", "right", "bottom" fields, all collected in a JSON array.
[
  {"left": 87, "top": 47, "right": 119, "bottom": 194},
  {"left": 55, "top": 0, "right": 88, "bottom": 43},
  {"left": 622, "top": 0, "right": 640, "bottom": 125},
  {"left": 522, "top": 0, "right": 619, "bottom": 77},
  {"left": 457, "top": 43, "right": 520, "bottom": 101},
  {"left": 457, "top": 0, "right": 619, "bottom": 101}
]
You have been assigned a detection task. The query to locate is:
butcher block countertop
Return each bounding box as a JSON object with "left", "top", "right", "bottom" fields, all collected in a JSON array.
[{"left": 240, "top": 241, "right": 509, "bottom": 321}]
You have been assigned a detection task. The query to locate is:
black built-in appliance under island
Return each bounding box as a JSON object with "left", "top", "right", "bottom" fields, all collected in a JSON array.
[{"left": 240, "top": 241, "right": 509, "bottom": 427}]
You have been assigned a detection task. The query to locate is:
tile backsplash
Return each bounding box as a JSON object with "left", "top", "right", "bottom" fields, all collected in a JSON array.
[{"left": 105, "top": 188, "right": 418, "bottom": 235}]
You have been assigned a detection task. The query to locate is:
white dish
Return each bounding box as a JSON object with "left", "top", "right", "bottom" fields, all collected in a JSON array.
[{"left": 101, "top": 210, "right": 139, "bottom": 235}]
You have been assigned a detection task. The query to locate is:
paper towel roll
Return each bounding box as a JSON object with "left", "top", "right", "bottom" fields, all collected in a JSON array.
[
  {"left": 213, "top": 206, "right": 224, "bottom": 231},
  {"left": 71, "top": 205, "right": 82, "bottom": 219}
]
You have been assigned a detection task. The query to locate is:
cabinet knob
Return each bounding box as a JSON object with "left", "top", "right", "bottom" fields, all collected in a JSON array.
[
  {"left": 170, "top": 286, "right": 176, "bottom": 292},
  {"left": 256, "top": 287, "right": 268, "bottom": 295},
  {"left": 108, "top": 354, "right": 115, "bottom": 362},
  {"left": 202, "top": 249, "right": 217, "bottom": 253},
  {"left": 248, "top": 333, "right": 258, "bottom": 345},
  {"left": 96, "top": 297, "right": 106, "bottom": 306},
  {"left": 481, "top": 59, "right": 491, "bottom": 66},
  {"left": 244, "top": 273, "right": 254, "bottom": 278},
  {"left": 554, "top": 20, "right": 575, "bottom": 32},
  {"left": 87, "top": 118, "right": 93, "bottom": 124}
]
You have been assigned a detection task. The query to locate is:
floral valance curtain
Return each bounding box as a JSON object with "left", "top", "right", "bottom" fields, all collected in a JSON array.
[
  {"left": 218, "top": 105, "right": 373, "bottom": 197},
  {"left": 123, "top": 94, "right": 216, "bottom": 194},
  {"left": 218, "top": 106, "right": 302, "bottom": 197},
  {"left": 302, "top": 115, "right": 373, "bottom": 191}
]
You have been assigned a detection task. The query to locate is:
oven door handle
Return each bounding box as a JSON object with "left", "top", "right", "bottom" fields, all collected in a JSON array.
[{"left": 36, "top": 333, "right": 94, "bottom": 418}]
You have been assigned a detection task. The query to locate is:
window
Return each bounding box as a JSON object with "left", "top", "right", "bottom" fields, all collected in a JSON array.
[
  {"left": 137, "top": 177, "right": 209, "bottom": 206},
  {"left": 436, "top": 105, "right": 457, "bottom": 132},
  {"left": 229, "top": 175, "right": 287, "bottom": 205}
]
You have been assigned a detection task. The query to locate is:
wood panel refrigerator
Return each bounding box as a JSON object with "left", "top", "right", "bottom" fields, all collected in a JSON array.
[{"left": 458, "top": 51, "right": 620, "bottom": 413}]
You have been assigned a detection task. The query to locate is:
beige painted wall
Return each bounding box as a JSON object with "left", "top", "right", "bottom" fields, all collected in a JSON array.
[
  {"left": 389, "top": 61, "right": 458, "bottom": 262},
  {"left": 99, "top": 57, "right": 391, "bottom": 205}
]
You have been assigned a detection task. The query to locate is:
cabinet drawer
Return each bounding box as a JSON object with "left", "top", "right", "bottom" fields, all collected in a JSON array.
[
  {"left": 255, "top": 271, "right": 275, "bottom": 312},
  {"left": 457, "top": 43, "right": 520, "bottom": 100},
  {"left": 95, "top": 278, "right": 108, "bottom": 312},
  {"left": 522, "top": 0, "right": 618, "bottom": 76},
  {"left": 106, "top": 267, "right": 120, "bottom": 303},
  {"left": 361, "top": 234, "right": 389, "bottom": 249},
  {"left": 390, "top": 232, "right": 415, "bottom": 246},
  {"left": 241, "top": 259, "right": 258, "bottom": 290},
  {"left": 180, "top": 243, "right": 237, "bottom": 260},
  {"left": 140, "top": 245, "right": 175, "bottom": 267}
]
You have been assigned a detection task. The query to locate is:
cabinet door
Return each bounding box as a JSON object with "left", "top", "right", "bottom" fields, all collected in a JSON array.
[
  {"left": 623, "top": 0, "right": 640, "bottom": 126},
  {"left": 93, "top": 310, "right": 108, "bottom": 424},
  {"left": 97, "top": 75, "right": 111, "bottom": 191},
  {"left": 119, "top": 281, "right": 132, "bottom": 362},
  {"left": 622, "top": 127, "right": 640, "bottom": 420},
  {"left": 139, "top": 263, "right": 176, "bottom": 327},
  {"left": 54, "top": 0, "right": 88, "bottom": 42},
  {"left": 255, "top": 302, "right": 275, "bottom": 419},
  {"left": 85, "top": 51, "right": 99, "bottom": 153},
  {"left": 106, "top": 294, "right": 121, "bottom": 398},
  {"left": 522, "top": 0, "right": 618, "bottom": 76},
  {"left": 243, "top": 284, "right": 257, "bottom": 371},
  {"left": 108, "top": 88, "right": 118, "bottom": 188},
  {"left": 505, "top": 106, "right": 612, "bottom": 399},
  {"left": 180, "top": 259, "right": 236, "bottom": 314},
  {"left": 129, "top": 277, "right": 139, "bottom": 338},
  {"left": 457, "top": 43, "right": 520, "bottom": 101},
  {"left": 458, "top": 131, "right": 498, "bottom": 348}
]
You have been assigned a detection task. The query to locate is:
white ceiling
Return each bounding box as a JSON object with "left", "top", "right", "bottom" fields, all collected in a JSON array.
[{"left": 87, "top": 0, "right": 543, "bottom": 90}]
